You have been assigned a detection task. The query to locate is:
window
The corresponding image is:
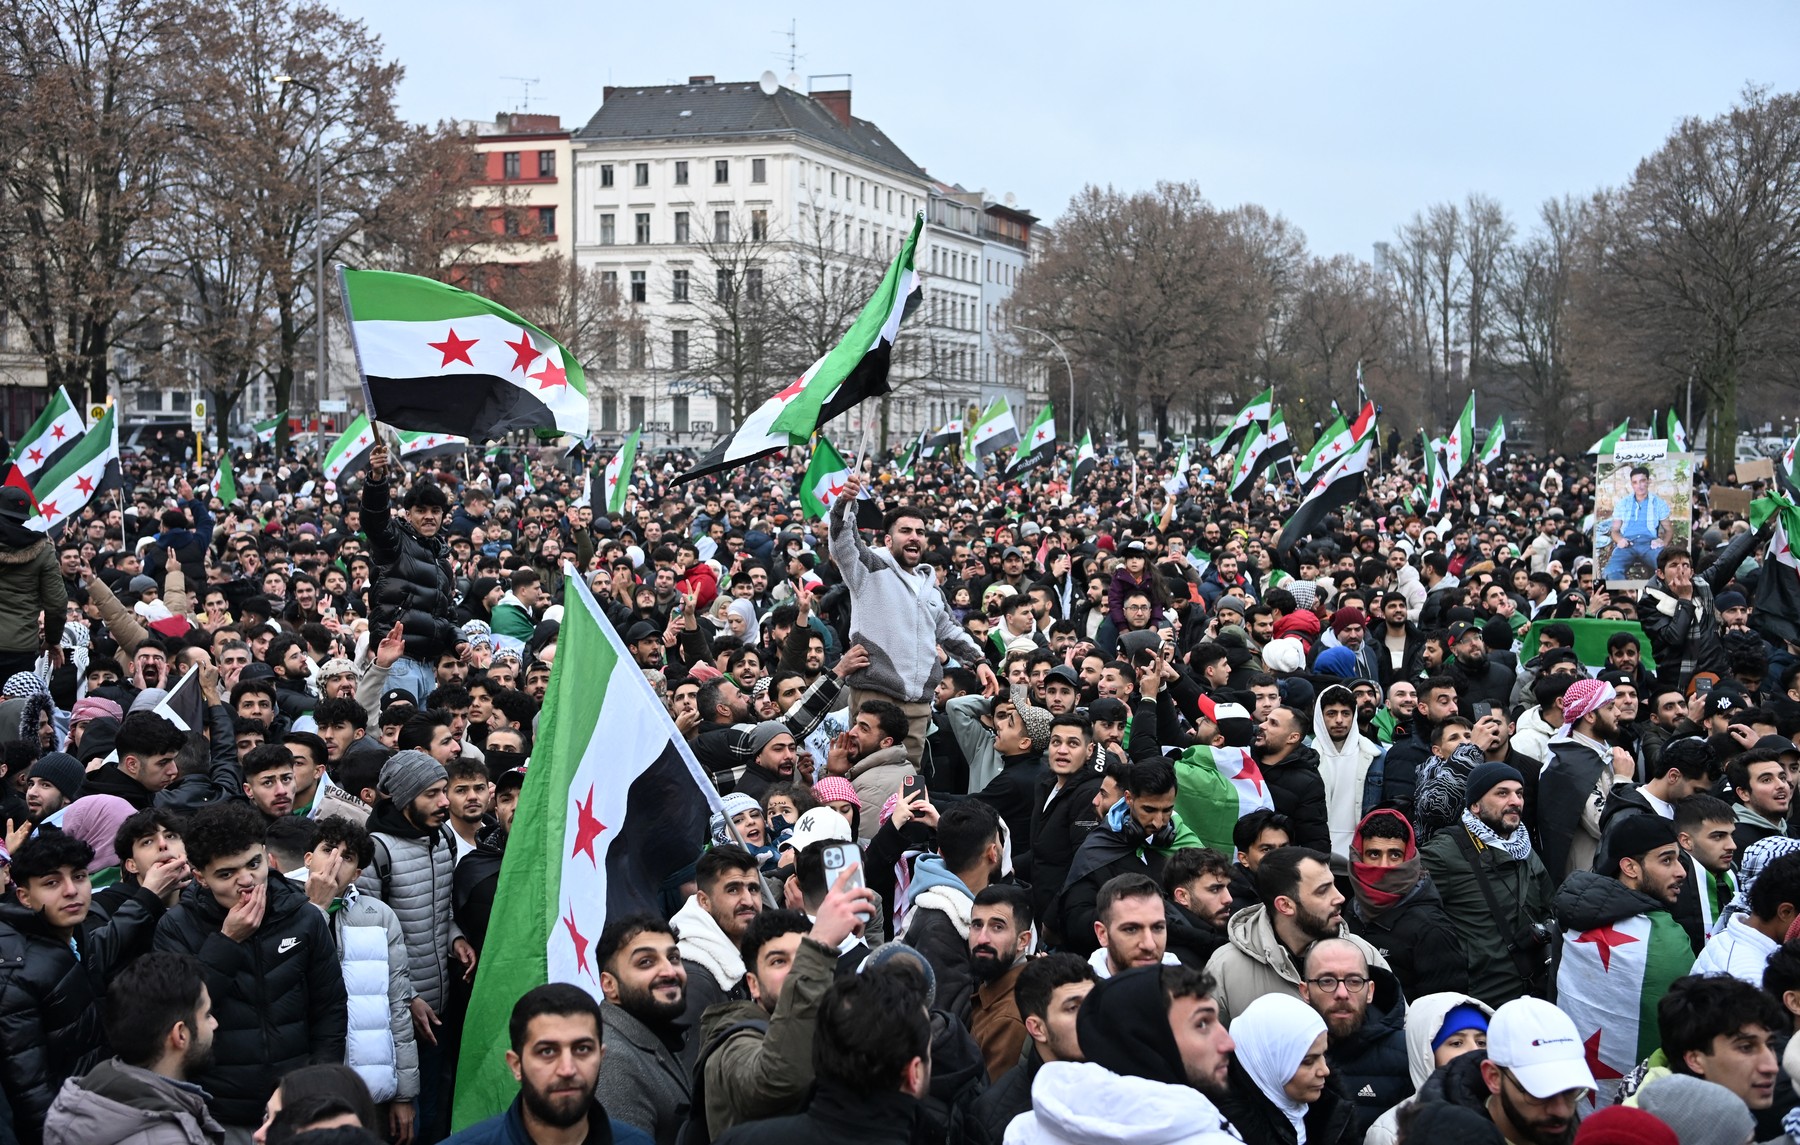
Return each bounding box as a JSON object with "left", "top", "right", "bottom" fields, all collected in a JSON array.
[
  {"left": 600, "top": 270, "right": 618, "bottom": 298},
  {"left": 887, "top": 189, "right": 893, "bottom": 212},
  {"left": 599, "top": 213, "right": 615, "bottom": 245},
  {"left": 674, "top": 161, "right": 689, "bottom": 185},
  {"left": 830, "top": 172, "right": 837, "bottom": 196},
  {"left": 635, "top": 162, "right": 649, "bottom": 187},
  {"left": 629, "top": 270, "right": 646, "bottom": 303},
  {"left": 673, "top": 395, "right": 690, "bottom": 433},
  {"left": 714, "top": 211, "right": 729, "bottom": 243},
  {"left": 671, "top": 330, "right": 688, "bottom": 370},
  {"left": 714, "top": 159, "right": 729, "bottom": 184},
  {"left": 672, "top": 269, "right": 689, "bottom": 302},
  {"left": 716, "top": 396, "right": 731, "bottom": 433},
  {"left": 715, "top": 331, "right": 728, "bottom": 358},
  {"left": 538, "top": 151, "right": 555, "bottom": 178},
  {"left": 134, "top": 387, "right": 160, "bottom": 412},
  {"left": 859, "top": 180, "right": 866, "bottom": 205},
  {"left": 751, "top": 209, "right": 767, "bottom": 241},
  {"left": 635, "top": 212, "right": 650, "bottom": 244},
  {"left": 715, "top": 268, "right": 733, "bottom": 299},
  {"left": 674, "top": 211, "right": 690, "bottom": 243},
  {"left": 599, "top": 164, "right": 614, "bottom": 187},
  {"left": 746, "top": 268, "right": 763, "bottom": 302},
  {"left": 751, "top": 158, "right": 766, "bottom": 183},
  {"left": 503, "top": 211, "right": 520, "bottom": 236},
  {"left": 629, "top": 335, "right": 647, "bottom": 370},
  {"left": 537, "top": 207, "right": 556, "bottom": 235},
  {"left": 629, "top": 395, "right": 646, "bottom": 427},
  {"left": 502, "top": 151, "right": 520, "bottom": 179},
  {"left": 601, "top": 395, "right": 618, "bottom": 430}
]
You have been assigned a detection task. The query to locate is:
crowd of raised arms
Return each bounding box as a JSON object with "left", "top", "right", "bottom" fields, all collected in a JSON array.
[{"left": 2, "top": 427, "right": 1799, "bottom": 1145}]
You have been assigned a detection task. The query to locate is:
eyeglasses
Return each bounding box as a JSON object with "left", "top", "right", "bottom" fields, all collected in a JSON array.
[{"left": 1304, "top": 974, "right": 1368, "bottom": 994}]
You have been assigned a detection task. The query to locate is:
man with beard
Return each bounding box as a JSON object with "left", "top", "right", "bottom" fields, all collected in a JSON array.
[
  {"left": 1298, "top": 937, "right": 1410, "bottom": 1141},
  {"left": 1056, "top": 759, "right": 1187, "bottom": 956},
  {"left": 1162, "top": 847, "right": 1233, "bottom": 967},
  {"left": 1086, "top": 872, "right": 1181, "bottom": 980},
  {"left": 1552, "top": 815, "right": 1695, "bottom": 1096},
  {"left": 1421, "top": 763, "right": 1556, "bottom": 1006},
  {"left": 21, "top": 753, "right": 82, "bottom": 824},
  {"left": 1540, "top": 678, "right": 1630, "bottom": 881},
  {"left": 1367, "top": 592, "right": 1424, "bottom": 689},
  {"left": 967, "top": 884, "right": 1034, "bottom": 1082},
  {"left": 1445, "top": 621, "right": 1513, "bottom": 712},
  {"left": 732, "top": 723, "right": 801, "bottom": 805},
  {"left": 827, "top": 699, "right": 919, "bottom": 841},
  {"left": 453, "top": 766, "right": 523, "bottom": 955},
  {"left": 1253, "top": 706, "right": 1331, "bottom": 853},
  {"left": 960, "top": 953, "right": 1096, "bottom": 1145},
  {"left": 674, "top": 846, "right": 763, "bottom": 1031},
  {"left": 1205, "top": 846, "right": 1387, "bottom": 1023},
  {"left": 1371, "top": 678, "right": 1416, "bottom": 747},
  {"left": 1430, "top": 998, "right": 1595, "bottom": 1145},
  {"left": 832, "top": 476, "right": 998, "bottom": 765},
  {"left": 899, "top": 800, "right": 1001, "bottom": 1020},
  {"left": 594, "top": 916, "right": 690, "bottom": 1145},
  {"left": 1345, "top": 810, "right": 1469, "bottom": 999},
  {"left": 445, "top": 983, "right": 652, "bottom": 1145},
  {"left": 1007, "top": 965, "right": 1240, "bottom": 1144},
  {"left": 43, "top": 952, "right": 223, "bottom": 1145},
  {"left": 1378, "top": 676, "right": 1456, "bottom": 821}
]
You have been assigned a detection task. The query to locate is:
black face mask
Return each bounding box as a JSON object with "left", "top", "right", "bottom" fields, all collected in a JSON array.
[{"left": 484, "top": 749, "right": 527, "bottom": 778}]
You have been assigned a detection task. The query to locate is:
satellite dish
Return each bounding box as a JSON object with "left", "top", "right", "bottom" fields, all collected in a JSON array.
[
  {"left": 759, "top": 70, "right": 780, "bottom": 96},
  {"left": 785, "top": 71, "right": 801, "bottom": 91}
]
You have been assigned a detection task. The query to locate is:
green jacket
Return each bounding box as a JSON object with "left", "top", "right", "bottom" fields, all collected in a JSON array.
[
  {"left": 701, "top": 934, "right": 837, "bottom": 1137},
  {"left": 1419, "top": 826, "right": 1555, "bottom": 1007},
  {"left": 0, "top": 536, "right": 63, "bottom": 653}
]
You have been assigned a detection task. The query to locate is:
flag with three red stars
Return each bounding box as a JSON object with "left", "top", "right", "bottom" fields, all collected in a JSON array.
[
  {"left": 27, "top": 402, "right": 117, "bottom": 533},
  {"left": 1171, "top": 736, "right": 1274, "bottom": 857},
  {"left": 1553, "top": 873, "right": 1695, "bottom": 1107},
  {"left": 339, "top": 268, "right": 589, "bottom": 443},
  {"left": 8, "top": 386, "right": 83, "bottom": 482},
  {"left": 452, "top": 562, "right": 722, "bottom": 1130}
]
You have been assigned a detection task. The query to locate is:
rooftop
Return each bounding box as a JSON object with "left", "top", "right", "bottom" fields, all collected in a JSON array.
[{"left": 575, "top": 80, "right": 926, "bottom": 182}]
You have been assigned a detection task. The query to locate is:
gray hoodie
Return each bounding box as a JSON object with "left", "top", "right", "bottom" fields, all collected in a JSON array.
[{"left": 43, "top": 1058, "right": 224, "bottom": 1145}]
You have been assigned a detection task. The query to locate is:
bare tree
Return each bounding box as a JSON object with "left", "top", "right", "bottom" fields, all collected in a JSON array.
[
  {"left": 1491, "top": 196, "right": 1587, "bottom": 451},
  {"left": 1461, "top": 192, "right": 1514, "bottom": 383},
  {"left": 1287, "top": 254, "right": 1394, "bottom": 429}
]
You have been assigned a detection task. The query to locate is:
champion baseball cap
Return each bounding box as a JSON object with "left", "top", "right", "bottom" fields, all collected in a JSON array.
[{"left": 1486, "top": 996, "right": 1596, "bottom": 1099}]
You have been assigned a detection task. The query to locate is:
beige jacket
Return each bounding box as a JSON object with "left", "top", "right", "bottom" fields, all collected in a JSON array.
[{"left": 1203, "top": 902, "right": 1388, "bottom": 1024}]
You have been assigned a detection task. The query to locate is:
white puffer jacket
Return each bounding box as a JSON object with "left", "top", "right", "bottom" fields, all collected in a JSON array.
[{"left": 310, "top": 878, "right": 420, "bottom": 1104}]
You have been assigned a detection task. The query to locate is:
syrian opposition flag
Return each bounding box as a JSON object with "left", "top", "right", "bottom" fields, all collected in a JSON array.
[
  {"left": 895, "top": 430, "right": 924, "bottom": 478},
  {"left": 452, "top": 566, "right": 720, "bottom": 1130},
  {"left": 151, "top": 664, "right": 209, "bottom": 733},
  {"left": 969, "top": 397, "right": 1020, "bottom": 456},
  {"left": 1209, "top": 386, "right": 1273, "bottom": 456},
  {"left": 395, "top": 429, "right": 470, "bottom": 460},
  {"left": 603, "top": 429, "right": 640, "bottom": 514},
  {"left": 28, "top": 403, "right": 118, "bottom": 532},
  {"left": 1162, "top": 442, "right": 1191, "bottom": 496},
  {"left": 1172, "top": 743, "right": 1275, "bottom": 857},
  {"left": 1666, "top": 411, "right": 1690, "bottom": 453},
  {"left": 1477, "top": 416, "right": 1507, "bottom": 467},
  {"left": 1751, "top": 493, "right": 1800, "bottom": 646},
  {"left": 1276, "top": 429, "right": 1373, "bottom": 554},
  {"left": 1588, "top": 418, "right": 1630, "bottom": 455},
  {"left": 925, "top": 420, "right": 962, "bottom": 455},
  {"left": 1297, "top": 415, "right": 1348, "bottom": 491},
  {"left": 1558, "top": 900, "right": 1695, "bottom": 1105},
  {"left": 800, "top": 435, "right": 857, "bottom": 519},
  {"left": 1008, "top": 407, "right": 1057, "bottom": 479},
  {"left": 9, "top": 387, "right": 83, "bottom": 482},
  {"left": 1444, "top": 392, "right": 1475, "bottom": 479},
  {"left": 1230, "top": 411, "right": 1289, "bottom": 499},
  {"left": 322, "top": 414, "right": 375, "bottom": 483},
  {"left": 215, "top": 453, "right": 239, "bottom": 506},
  {"left": 1073, "top": 431, "right": 1097, "bottom": 483},
  {"left": 1425, "top": 439, "right": 1449, "bottom": 513},
  {"left": 340, "top": 269, "right": 589, "bottom": 443},
  {"left": 253, "top": 410, "right": 287, "bottom": 444}
]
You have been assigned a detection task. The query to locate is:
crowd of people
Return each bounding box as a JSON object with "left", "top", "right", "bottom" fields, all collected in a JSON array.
[{"left": 1, "top": 421, "right": 1798, "bottom": 1145}]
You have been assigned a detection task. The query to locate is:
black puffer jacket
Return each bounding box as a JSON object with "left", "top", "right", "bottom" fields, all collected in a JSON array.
[
  {"left": 1024, "top": 768, "right": 1104, "bottom": 945},
  {"left": 362, "top": 475, "right": 461, "bottom": 662},
  {"left": 1415, "top": 1047, "right": 1493, "bottom": 1115},
  {"left": 1326, "top": 966, "right": 1412, "bottom": 1141},
  {"left": 0, "top": 885, "right": 163, "bottom": 1143},
  {"left": 1218, "top": 1053, "right": 1359, "bottom": 1145},
  {"left": 1262, "top": 744, "right": 1331, "bottom": 853},
  {"left": 152, "top": 874, "right": 348, "bottom": 1128},
  {"left": 1346, "top": 876, "right": 1469, "bottom": 999}
]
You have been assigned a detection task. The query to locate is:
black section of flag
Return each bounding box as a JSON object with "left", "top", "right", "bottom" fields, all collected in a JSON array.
[
  {"left": 604, "top": 738, "right": 716, "bottom": 917},
  {"left": 368, "top": 374, "right": 561, "bottom": 443}
]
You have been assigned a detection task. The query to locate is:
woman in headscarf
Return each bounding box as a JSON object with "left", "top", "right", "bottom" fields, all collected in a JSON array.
[
  {"left": 1219, "top": 993, "right": 1356, "bottom": 1145},
  {"left": 59, "top": 793, "right": 137, "bottom": 887},
  {"left": 724, "top": 598, "right": 760, "bottom": 646},
  {"left": 1362, "top": 991, "right": 1493, "bottom": 1145}
]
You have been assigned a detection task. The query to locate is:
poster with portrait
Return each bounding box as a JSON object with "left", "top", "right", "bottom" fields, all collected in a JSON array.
[{"left": 1594, "top": 445, "right": 1693, "bottom": 590}]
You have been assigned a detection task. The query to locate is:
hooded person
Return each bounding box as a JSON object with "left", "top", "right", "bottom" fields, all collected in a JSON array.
[
  {"left": 1311, "top": 684, "right": 1382, "bottom": 860},
  {"left": 1539, "top": 677, "right": 1618, "bottom": 881},
  {"left": 1344, "top": 810, "right": 1469, "bottom": 1000},
  {"left": 1362, "top": 992, "right": 1494, "bottom": 1145},
  {"left": 1219, "top": 992, "right": 1357, "bottom": 1145},
  {"left": 1004, "top": 965, "right": 1240, "bottom": 1145}
]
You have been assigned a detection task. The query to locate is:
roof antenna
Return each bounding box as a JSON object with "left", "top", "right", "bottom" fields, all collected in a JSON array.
[
  {"left": 771, "top": 18, "right": 804, "bottom": 87},
  {"left": 500, "top": 76, "right": 538, "bottom": 113}
]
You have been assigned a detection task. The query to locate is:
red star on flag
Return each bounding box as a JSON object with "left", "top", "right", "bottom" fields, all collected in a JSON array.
[
  {"left": 49, "top": 424, "right": 66, "bottom": 440},
  {"left": 561, "top": 904, "right": 593, "bottom": 978},
  {"left": 429, "top": 328, "right": 478, "bottom": 367},
  {"left": 825, "top": 479, "right": 845, "bottom": 500},
  {"left": 1572, "top": 923, "right": 1639, "bottom": 971},
  {"left": 25, "top": 448, "right": 42, "bottom": 464},
  {"left": 38, "top": 500, "right": 58, "bottom": 520},
  {"left": 75, "top": 475, "right": 94, "bottom": 494},
  {"left": 530, "top": 359, "right": 567, "bottom": 390},
  {"left": 1583, "top": 1029, "right": 1624, "bottom": 1080},
  {"left": 570, "top": 784, "right": 607, "bottom": 865},
  {"left": 776, "top": 373, "right": 807, "bottom": 400},
  {"left": 504, "top": 329, "right": 542, "bottom": 374},
  {"left": 1235, "top": 753, "right": 1266, "bottom": 796},
  {"left": 425, "top": 437, "right": 437, "bottom": 446}
]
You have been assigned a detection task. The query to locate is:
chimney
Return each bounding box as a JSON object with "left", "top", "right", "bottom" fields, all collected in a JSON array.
[
  {"left": 688, "top": 75, "right": 714, "bottom": 84},
  {"left": 813, "top": 88, "right": 851, "bottom": 127}
]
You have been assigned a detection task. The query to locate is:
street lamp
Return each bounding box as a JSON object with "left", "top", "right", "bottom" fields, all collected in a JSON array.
[
  {"left": 1011, "top": 324, "right": 1075, "bottom": 442},
  {"left": 275, "top": 74, "right": 324, "bottom": 454}
]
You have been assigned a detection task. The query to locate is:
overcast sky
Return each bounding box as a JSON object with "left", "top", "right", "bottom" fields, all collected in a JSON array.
[{"left": 347, "top": 1, "right": 1800, "bottom": 258}]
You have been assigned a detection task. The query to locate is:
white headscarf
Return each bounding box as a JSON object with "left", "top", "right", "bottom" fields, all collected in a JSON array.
[
  {"left": 1232, "top": 993, "right": 1327, "bottom": 1145},
  {"left": 725, "top": 598, "right": 761, "bottom": 645}
]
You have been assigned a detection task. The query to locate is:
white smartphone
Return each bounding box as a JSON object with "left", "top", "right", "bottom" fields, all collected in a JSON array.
[{"left": 820, "top": 841, "right": 871, "bottom": 922}]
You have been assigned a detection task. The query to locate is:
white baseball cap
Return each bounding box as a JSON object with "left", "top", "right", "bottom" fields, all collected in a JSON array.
[
  {"left": 783, "top": 806, "right": 853, "bottom": 854},
  {"left": 1486, "top": 996, "right": 1595, "bottom": 1099}
]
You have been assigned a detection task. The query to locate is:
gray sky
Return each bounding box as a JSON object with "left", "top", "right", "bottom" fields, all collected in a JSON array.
[{"left": 347, "top": 1, "right": 1800, "bottom": 257}]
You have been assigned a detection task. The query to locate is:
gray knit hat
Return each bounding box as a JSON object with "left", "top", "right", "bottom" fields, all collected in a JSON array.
[
  {"left": 129, "top": 575, "right": 157, "bottom": 596},
  {"left": 743, "top": 720, "right": 790, "bottom": 759},
  {"left": 859, "top": 941, "right": 937, "bottom": 1009},
  {"left": 1635, "top": 1075, "right": 1754, "bottom": 1145},
  {"left": 378, "top": 750, "right": 449, "bottom": 808}
]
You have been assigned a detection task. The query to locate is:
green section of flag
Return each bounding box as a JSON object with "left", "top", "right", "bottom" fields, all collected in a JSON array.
[
  {"left": 1589, "top": 418, "right": 1630, "bottom": 455},
  {"left": 1518, "top": 617, "right": 1657, "bottom": 673},
  {"left": 321, "top": 414, "right": 373, "bottom": 481},
  {"left": 605, "top": 429, "right": 640, "bottom": 514},
  {"left": 29, "top": 404, "right": 112, "bottom": 501},
  {"left": 216, "top": 454, "right": 237, "bottom": 505},
  {"left": 800, "top": 435, "right": 851, "bottom": 519},
  {"left": 1477, "top": 415, "right": 1507, "bottom": 466},
  {"left": 253, "top": 410, "right": 286, "bottom": 443}
]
